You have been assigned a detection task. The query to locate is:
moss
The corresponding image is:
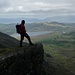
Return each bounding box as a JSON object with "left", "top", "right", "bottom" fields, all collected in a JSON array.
[{"left": 0, "top": 44, "right": 28, "bottom": 56}]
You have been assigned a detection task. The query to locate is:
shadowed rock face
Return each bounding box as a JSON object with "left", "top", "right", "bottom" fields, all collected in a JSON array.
[
  {"left": 0, "top": 43, "right": 45, "bottom": 75},
  {"left": 0, "top": 32, "right": 19, "bottom": 48}
]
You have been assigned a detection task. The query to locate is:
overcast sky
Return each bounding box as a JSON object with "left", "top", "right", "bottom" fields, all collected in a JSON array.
[{"left": 0, "top": 0, "right": 75, "bottom": 19}]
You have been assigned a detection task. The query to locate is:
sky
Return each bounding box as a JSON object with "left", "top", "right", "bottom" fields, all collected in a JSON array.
[{"left": 0, "top": 0, "right": 75, "bottom": 19}]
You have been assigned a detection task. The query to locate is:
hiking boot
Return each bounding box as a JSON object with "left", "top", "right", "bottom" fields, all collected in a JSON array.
[{"left": 29, "top": 43, "right": 34, "bottom": 45}]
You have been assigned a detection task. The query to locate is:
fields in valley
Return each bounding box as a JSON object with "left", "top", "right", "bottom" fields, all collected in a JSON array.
[{"left": 30, "top": 31, "right": 75, "bottom": 75}]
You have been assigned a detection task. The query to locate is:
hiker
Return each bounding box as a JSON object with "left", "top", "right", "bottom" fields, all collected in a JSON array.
[{"left": 20, "top": 20, "right": 34, "bottom": 47}]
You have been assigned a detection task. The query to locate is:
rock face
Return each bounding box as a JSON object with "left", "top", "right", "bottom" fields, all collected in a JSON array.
[
  {"left": 0, "top": 44, "right": 45, "bottom": 75},
  {"left": 0, "top": 32, "right": 19, "bottom": 48}
]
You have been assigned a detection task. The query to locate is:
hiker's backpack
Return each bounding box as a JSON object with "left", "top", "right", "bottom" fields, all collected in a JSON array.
[{"left": 16, "top": 24, "right": 21, "bottom": 34}]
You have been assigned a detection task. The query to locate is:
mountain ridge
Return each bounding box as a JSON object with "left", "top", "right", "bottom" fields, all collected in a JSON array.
[
  {"left": 0, "top": 15, "right": 75, "bottom": 23},
  {"left": 0, "top": 32, "right": 19, "bottom": 48}
]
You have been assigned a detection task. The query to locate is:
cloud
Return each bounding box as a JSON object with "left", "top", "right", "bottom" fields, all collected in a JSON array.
[
  {"left": 4, "top": 1, "right": 70, "bottom": 13},
  {"left": 0, "top": 0, "right": 75, "bottom": 19},
  {"left": 0, "top": 0, "right": 11, "bottom": 13},
  {"left": 0, "top": 0, "right": 10, "bottom": 8}
]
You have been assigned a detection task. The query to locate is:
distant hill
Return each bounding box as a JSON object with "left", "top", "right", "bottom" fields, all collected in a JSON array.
[
  {"left": 50, "top": 21, "right": 65, "bottom": 25},
  {"left": 0, "top": 22, "right": 67, "bottom": 35},
  {"left": 0, "top": 22, "right": 75, "bottom": 36},
  {"left": 0, "top": 23, "right": 16, "bottom": 35},
  {"left": 0, "top": 15, "right": 75, "bottom": 23}
]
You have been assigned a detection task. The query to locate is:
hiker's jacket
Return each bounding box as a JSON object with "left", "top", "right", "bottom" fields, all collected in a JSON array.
[{"left": 20, "top": 24, "right": 26, "bottom": 33}]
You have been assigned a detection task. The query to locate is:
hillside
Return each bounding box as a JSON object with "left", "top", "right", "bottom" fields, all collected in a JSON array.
[
  {"left": 35, "top": 31, "right": 75, "bottom": 75},
  {"left": 26, "top": 22, "right": 68, "bottom": 32},
  {"left": 0, "top": 22, "right": 72, "bottom": 35},
  {"left": 0, "top": 32, "right": 19, "bottom": 48}
]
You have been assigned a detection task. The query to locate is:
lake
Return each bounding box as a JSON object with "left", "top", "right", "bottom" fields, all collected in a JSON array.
[{"left": 11, "top": 31, "right": 53, "bottom": 38}]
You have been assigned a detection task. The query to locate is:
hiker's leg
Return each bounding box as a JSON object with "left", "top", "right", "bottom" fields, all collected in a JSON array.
[
  {"left": 20, "top": 34, "right": 24, "bottom": 47},
  {"left": 24, "top": 33, "right": 33, "bottom": 45}
]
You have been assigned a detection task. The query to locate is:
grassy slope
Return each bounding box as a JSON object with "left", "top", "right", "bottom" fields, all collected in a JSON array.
[
  {"left": 31, "top": 32, "right": 75, "bottom": 75},
  {"left": 0, "top": 44, "right": 29, "bottom": 56}
]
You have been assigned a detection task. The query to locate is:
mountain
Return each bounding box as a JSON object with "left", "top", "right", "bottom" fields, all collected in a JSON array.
[
  {"left": 0, "top": 31, "right": 75, "bottom": 75},
  {"left": 44, "top": 15, "right": 75, "bottom": 23},
  {"left": 0, "top": 32, "right": 19, "bottom": 48},
  {"left": 0, "top": 18, "right": 41, "bottom": 23},
  {"left": 50, "top": 21, "right": 65, "bottom": 25},
  {"left": 0, "top": 15, "right": 75, "bottom": 23},
  {"left": 0, "top": 21, "right": 69, "bottom": 36}
]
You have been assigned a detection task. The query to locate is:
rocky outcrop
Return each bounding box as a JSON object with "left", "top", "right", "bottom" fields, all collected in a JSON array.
[{"left": 0, "top": 43, "right": 45, "bottom": 75}]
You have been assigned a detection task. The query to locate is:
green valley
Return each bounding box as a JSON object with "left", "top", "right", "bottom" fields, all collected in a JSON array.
[{"left": 30, "top": 31, "right": 75, "bottom": 75}]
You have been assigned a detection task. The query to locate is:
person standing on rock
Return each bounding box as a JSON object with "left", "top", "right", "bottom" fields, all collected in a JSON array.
[{"left": 20, "top": 20, "right": 34, "bottom": 47}]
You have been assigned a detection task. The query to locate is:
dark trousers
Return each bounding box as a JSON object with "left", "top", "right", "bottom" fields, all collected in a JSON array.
[{"left": 20, "top": 33, "right": 32, "bottom": 46}]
